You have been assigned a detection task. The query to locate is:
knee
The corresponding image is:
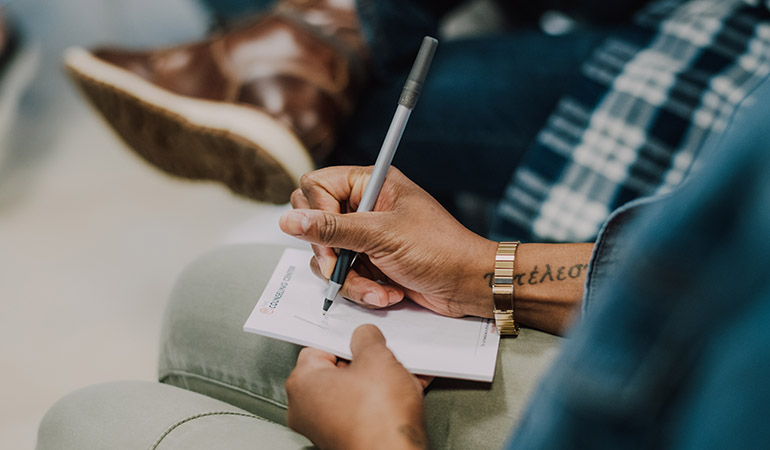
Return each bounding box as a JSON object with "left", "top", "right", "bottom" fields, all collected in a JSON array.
[
  {"left": 36, "top": 382, "right": 158, "bottom": 450},
  {"left": 160, "top": 243, "right": 292, "bottom": 349},
  {"left": 163, "top": 243, "right": 291, "bottom": 323},
  {"left": 37, "top": 386, "right": 90, "bottom": 450},
  {"left": 156, "top": 244, "right": 303, "bottom": 422},
  {"left": 36, "top": 381, "right": 262, "bottom": 450}
]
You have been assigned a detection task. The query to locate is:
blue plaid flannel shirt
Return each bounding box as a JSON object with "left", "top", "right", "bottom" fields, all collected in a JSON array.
[{"left": 491, "top": 0, "right": 770, "bottom": 243}]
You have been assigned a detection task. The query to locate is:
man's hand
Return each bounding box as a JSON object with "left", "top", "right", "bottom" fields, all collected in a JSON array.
[
  {"left": 279, "top": 166, "right": 498, "bottom": 318},
  {"left": 286, "top": 325, "right": 428, "bottom": 450}
]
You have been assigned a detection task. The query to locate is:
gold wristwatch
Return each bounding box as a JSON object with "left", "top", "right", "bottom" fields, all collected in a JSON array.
[{"left": 493, "top": 241, "right": 520, "bottom": 336}]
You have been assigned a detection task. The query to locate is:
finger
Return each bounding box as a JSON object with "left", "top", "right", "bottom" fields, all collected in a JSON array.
[
  {"left": 349, "top": 324, "right": 389, "bottom": 361},
  {"left": 336, "top": 359, "right": 350, "bottom": 368},
  {"left": 310, "top": 260, "right": 382, "bottom": 308},
  {"left": 279, "top": 208, "right": 386, "bottom": 252},
  {"left": 310, "top": 242, "right": 379, "bottom": 283},
  {"left": 311, "top": 243, "right": 337, "bottom": 278},
  {"left": 309, "top": 256, "right": 328, "bottom": 281},
  {"left": 299, "top": 166, "right": 373, "bottom": 212},
  {"left": 415, "top": 375, "right": 434, "bottom": 390},
  {"left": 295, "top": 347, "right": 338, "bottom": 371},
  {"left": 356, "top": 255, "right": 389, "bottom": 282},
  {"left": 311, "top": 257, "right": 404, "bottom": 308},
  {"left": 341, "top": 271, "right": 405, "bottom": 307},
  {"left": 341, "top": 270, "right": 396, "bottom": 307},
  {"left": 290, "top": 188, "right": 311, "bottom": 209}
]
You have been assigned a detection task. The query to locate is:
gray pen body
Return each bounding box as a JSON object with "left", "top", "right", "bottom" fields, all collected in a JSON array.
[
  {"left": 357, "top": 105, "right": 411, "bottom": 212},
  {"left": 358, "top": 36, "right": 438, "bottom": 211}
]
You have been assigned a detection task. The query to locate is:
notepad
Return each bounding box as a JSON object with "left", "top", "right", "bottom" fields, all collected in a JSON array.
[{"left": 243, "top": 248, "right": 500, "bottom": 382}]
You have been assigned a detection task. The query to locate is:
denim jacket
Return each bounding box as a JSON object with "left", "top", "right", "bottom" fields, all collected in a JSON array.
[{"left": 506, "top": 76, "right": 770, "bottom": 449}]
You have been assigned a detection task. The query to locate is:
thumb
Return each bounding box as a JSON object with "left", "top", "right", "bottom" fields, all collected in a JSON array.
[
  {"left": 280, "top": 209, "right": 380, "bottom": 252},
  {"left": 349, "top": 324, "right": 388, "bottom": 361}
]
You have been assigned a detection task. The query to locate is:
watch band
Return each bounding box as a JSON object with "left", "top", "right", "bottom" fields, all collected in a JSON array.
[{"left": 493, "top": 241, "right": 520, "bottom": 336}]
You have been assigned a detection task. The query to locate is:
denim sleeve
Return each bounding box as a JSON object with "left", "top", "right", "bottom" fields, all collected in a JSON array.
[
  {"left": 668, "top": 290, "right": 770, "bottom": 450},
  {"left": 505, "top": 75, "right": 770, "bottom": 450},
  {"left": 581, "top": 195, "right": 661, "bottom": 317}
]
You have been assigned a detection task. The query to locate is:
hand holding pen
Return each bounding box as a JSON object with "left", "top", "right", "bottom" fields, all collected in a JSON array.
[
  {"left": 279, "top": 165, "right": 501, "bottom": 319},
  {"left": 279, "top": 36, "right": 515, "bottom": 319},
  {"left": 320, "top": 36, "right": 438, "bottom": 314}
]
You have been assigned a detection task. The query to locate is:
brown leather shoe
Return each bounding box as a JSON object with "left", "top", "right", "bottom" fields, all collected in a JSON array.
[{"left": 63, "top": 0, "right": 368, "bottom": 203}]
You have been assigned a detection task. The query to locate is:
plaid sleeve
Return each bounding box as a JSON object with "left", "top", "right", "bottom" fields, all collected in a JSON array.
[{"left": 490, "top": 0, "right": 770, "bottom": 243}]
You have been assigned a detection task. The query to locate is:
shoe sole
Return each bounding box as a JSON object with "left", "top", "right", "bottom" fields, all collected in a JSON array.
[{"left": 62, "top": 47, "right": 314, "bottom": 204}]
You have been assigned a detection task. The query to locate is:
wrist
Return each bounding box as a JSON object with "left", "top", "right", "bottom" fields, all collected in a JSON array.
[
  {"left": 347, "top": 417, "right": 427, "bottom": 450},
  {"left": 454, "top": 237, "right": 498, "bottom": 318},
  {"left": 370, "top": 424, "right": 427, "bottom": 450}
]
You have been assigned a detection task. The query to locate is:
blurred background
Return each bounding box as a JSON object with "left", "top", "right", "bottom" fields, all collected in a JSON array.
[
  {"left": 0, "top": 0, "right": 501, "bottom": 448},
  {"left": 0, "top": 0, "right": 301, "bottom": 448}
]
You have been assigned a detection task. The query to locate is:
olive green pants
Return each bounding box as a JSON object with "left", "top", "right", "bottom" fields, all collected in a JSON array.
[{"left": 37, "top": 244, "right": 562, "bottom": 449}]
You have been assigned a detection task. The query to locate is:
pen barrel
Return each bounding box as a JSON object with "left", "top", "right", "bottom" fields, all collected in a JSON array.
[
  {"left": 358, "top": 104, "right": 411, "bottom": 212},
  {"left": 325, "top": 36, "right": 438, "bottom": 307},
  {"left": 332, "top": 249, "right": 356, "bottom": 282}
]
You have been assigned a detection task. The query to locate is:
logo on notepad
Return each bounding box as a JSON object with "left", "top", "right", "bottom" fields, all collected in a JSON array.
[{"left": 260, "top": 265, "right": 296, "bottom": 314}]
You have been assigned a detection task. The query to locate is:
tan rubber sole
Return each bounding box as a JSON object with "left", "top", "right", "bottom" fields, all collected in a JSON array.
[{"left": 63, "top": 47, "right": 314, "bottom": 204}]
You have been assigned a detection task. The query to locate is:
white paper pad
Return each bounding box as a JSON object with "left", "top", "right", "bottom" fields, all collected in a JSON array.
[{"left": 244, "top": 248, "right": 500, "bottom": 382}]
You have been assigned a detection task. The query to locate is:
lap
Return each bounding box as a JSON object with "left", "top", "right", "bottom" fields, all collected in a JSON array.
[{"left": 159, "top": 243, "right": 564, "bottom": 449}]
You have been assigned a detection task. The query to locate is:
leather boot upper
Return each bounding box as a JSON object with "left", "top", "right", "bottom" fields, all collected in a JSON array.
[{"left": 93, "top": 0, "right": 368, "bottom": 161}]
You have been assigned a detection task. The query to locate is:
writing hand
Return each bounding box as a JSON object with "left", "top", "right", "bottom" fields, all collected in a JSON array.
[{"left": 279, "top": 166, "right": 498, "bottom": 318}]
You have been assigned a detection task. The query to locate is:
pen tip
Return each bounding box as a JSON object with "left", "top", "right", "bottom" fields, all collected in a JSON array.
[{"left": 322, "top": 298, "right": 333, "bottom": 314}]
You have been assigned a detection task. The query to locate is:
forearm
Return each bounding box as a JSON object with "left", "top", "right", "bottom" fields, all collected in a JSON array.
[
  {"left": 512, "top": 243, "right": 593, "bottom": 335},
  {"left": 461, "top": 242, "right": 594, "bottom": 336}
]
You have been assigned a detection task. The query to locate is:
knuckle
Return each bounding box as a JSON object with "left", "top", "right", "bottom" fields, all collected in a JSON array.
[
  {"left": 289, "top": 188, "right": 304, "bottom": 206},
  {"left": 349, "top": 166, "right": 370, "bottom": 186},
  {"left": 299, "top": 170, "right": 322, "bottom": 190},
  {"left": 298, "top": 172, "right": 313, "bottom": 188},
  {"left": 317, "top": 213, "right": 338, "bottom": 244}
]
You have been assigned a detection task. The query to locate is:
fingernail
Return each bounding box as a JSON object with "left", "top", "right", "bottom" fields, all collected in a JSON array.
[
  {"left": 385, "top": 287, "right": 402, "bottom": 304},
  {"left": 363, "top": 292, "right": 381, "bottom": 306},
  {"left": 281, "top": 210, "right": 311, "bottom": 235}
]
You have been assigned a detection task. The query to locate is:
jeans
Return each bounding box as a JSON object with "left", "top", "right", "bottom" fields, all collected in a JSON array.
[{"left": 196, "top": 0, "right": 641, "bottom": 231}]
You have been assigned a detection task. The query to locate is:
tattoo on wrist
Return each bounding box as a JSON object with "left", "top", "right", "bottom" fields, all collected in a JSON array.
[
  {"left": 484, "top": 272, "right": 494, "bottom": 288},
  {"left": 514, "top": 263, "right": 589, "bottom": 286},
  {"left": 397, "top": 424, "right": 428, "bottom": 449},
  {"left": 484, "top": 264, "right": 588, "bottom": 287}
]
